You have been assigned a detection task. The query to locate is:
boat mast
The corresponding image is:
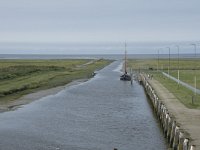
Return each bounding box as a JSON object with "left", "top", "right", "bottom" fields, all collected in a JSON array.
[{"left": 124, "top": 42, "right": 127, "bottom": 74}]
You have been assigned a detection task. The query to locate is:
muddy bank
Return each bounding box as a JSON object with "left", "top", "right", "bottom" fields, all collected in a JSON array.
[{"left": 0, "top": 79, "right": 88, "bottom": 113}]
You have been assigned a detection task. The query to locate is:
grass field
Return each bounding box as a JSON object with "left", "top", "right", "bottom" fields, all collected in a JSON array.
[
  {"left": 128, "top": 59, "right": 200, "bottom": 70},
  {"left": 128, "top": 59, "right": 200, "bottom": 88},
  {"left": 0, "top": 59, "right": 112, "bottom": 103},
  {"left": 167, "top": 70, "right": 200, "bottom": 89},
  {"left": 128, "top": 59, "right": 200, "bottom": 109}
]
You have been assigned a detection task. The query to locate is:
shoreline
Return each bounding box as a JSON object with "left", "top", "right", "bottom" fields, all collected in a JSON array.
[
  {"left": 0, "top": 78, "right": 88, "bottom": 113},
  {"left": 0, "top": 58, "right": 112, "bottom": 113}
]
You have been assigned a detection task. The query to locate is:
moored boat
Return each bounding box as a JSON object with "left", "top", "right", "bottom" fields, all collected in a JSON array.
[{"left": 120, "top": 43, "right": 131, "bottom": 81}]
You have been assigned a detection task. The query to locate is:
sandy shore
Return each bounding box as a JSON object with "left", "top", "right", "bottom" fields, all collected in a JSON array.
[{"left": 0, "top": 79, "right": 88, "bottom": 113}]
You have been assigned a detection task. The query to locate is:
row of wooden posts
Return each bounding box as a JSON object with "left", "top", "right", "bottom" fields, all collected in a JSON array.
[{"left": 141, "top": 74, "right": 196, "bottom": 150}]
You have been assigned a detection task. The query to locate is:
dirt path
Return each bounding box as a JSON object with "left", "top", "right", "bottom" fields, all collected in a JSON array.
[{"left": 147, "top": 76, "right": 200, "bottom": 148}]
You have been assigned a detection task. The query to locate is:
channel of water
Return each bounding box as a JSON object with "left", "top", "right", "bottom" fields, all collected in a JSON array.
[{"left": 0, "top": 61, "right": 167, "bottom": 150}]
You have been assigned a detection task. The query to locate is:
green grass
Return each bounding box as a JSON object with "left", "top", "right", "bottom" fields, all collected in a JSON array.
[
  {"left": 167, "top": 70, "right": 200, "bottom": 89},
  {"left": 128, "top": 58, "right": 200, "bottom": 70},
  {"left": 0, "top": 59, "right": 112, "bottom": 103},
  {"left": 128, "top": 58, "right": 200, "bottom": 109},
  {"left": 153, "top": 72, "right": 200, "bottom": 109},
  {"left": 128, "top": 58, "right": 200, "bottom": 88}
]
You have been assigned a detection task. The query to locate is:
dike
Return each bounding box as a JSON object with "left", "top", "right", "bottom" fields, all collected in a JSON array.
[{"left": 140, "top": 74, "right": 197, "bottom": 150}]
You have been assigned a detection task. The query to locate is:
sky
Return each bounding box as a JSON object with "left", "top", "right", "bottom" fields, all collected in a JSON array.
[{"left": 0, "top": 0, "right": 200, "bottom": 54}]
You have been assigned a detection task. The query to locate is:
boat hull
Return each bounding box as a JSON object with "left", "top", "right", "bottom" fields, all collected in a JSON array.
[{"left": 120, "top": 74, "right": 131, "bottom": 81}]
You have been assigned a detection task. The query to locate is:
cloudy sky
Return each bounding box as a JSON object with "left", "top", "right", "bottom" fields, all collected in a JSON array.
[{"left": 0, "top": 0, "right": 200, "bottom": 54}]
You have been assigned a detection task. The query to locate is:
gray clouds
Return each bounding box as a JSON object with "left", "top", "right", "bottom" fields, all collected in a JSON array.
[{"left": 0, "top": 0, "right": 200, "bottom": 43}]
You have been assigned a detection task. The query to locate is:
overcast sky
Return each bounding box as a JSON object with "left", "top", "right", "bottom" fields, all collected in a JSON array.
[{"left": 0, "top": 0, "right": 200, "bottom": 54}]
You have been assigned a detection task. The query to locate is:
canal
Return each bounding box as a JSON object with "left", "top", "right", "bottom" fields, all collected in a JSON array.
[{"left": 0, "top": 61, "right": 167, "bottom": 150}]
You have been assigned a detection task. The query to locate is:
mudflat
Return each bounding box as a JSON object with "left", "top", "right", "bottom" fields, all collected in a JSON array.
[
  {"left": 0, "top": 79, "right": 88, "bottom": 112},
  {"left": 0, "top": 59, "right": 112, "bottom": 112}
]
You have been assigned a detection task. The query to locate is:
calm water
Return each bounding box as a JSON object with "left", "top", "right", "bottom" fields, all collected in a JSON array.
[
  {"left": 0, "top": 61, "right": 167, "bottom": 150},
  {"left": 0, "top": 53, "right": 199, "bottom": 60},
  {"left": 0, "top": 41, "right": 199, "bottom": 56}
]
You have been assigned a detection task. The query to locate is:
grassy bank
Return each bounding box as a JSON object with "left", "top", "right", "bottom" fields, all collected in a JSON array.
[
  {"left": 0, "top": 59, "right": 112, "bottom": 103},
  {"left": 128, "top": 59, "right": 200, "bottom": 109},
  {"left": 128, "top": 59, "right": 200, "bottom": 88}
]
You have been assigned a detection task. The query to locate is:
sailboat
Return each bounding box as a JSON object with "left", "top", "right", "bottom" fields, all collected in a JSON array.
[{"left": 120, "top": 43, "right": 131, "bottom": 81}]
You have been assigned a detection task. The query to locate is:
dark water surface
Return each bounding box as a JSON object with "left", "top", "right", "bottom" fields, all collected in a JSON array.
[{"left": 0, "top": 61, "right": 167, "bottom": 150}]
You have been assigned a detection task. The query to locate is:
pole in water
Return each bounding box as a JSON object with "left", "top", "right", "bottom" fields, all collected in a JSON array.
[{"left": 131, "top": 68, "right": 133, "bottom": 85}]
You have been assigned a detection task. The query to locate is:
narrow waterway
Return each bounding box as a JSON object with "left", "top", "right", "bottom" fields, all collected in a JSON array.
[{"left": 0, "top": 61, "right": 167, "bottom": 150}]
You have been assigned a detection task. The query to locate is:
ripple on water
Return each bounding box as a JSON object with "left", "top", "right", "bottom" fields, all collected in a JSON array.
[{"left": 0, "top": 61, "right": 167, "bottom": 150}]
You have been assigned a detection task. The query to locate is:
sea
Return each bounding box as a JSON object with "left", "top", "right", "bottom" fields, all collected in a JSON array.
[
  {"left": 0, "top": 54, "right": 199, "bottom": 60},
  {"left": 0, "top": 41, "right": 199, "bottom": 60}
]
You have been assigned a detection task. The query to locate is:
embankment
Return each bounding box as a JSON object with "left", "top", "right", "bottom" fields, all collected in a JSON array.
[
  {"left": 0, "top": 79, "right": 88, "bottom": 113},
  {"left": 0, "top": 59, "right": 112, "bottom": 112},
  {"left": 140, "top": 74, "right": 198, "bottom": 150}
]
